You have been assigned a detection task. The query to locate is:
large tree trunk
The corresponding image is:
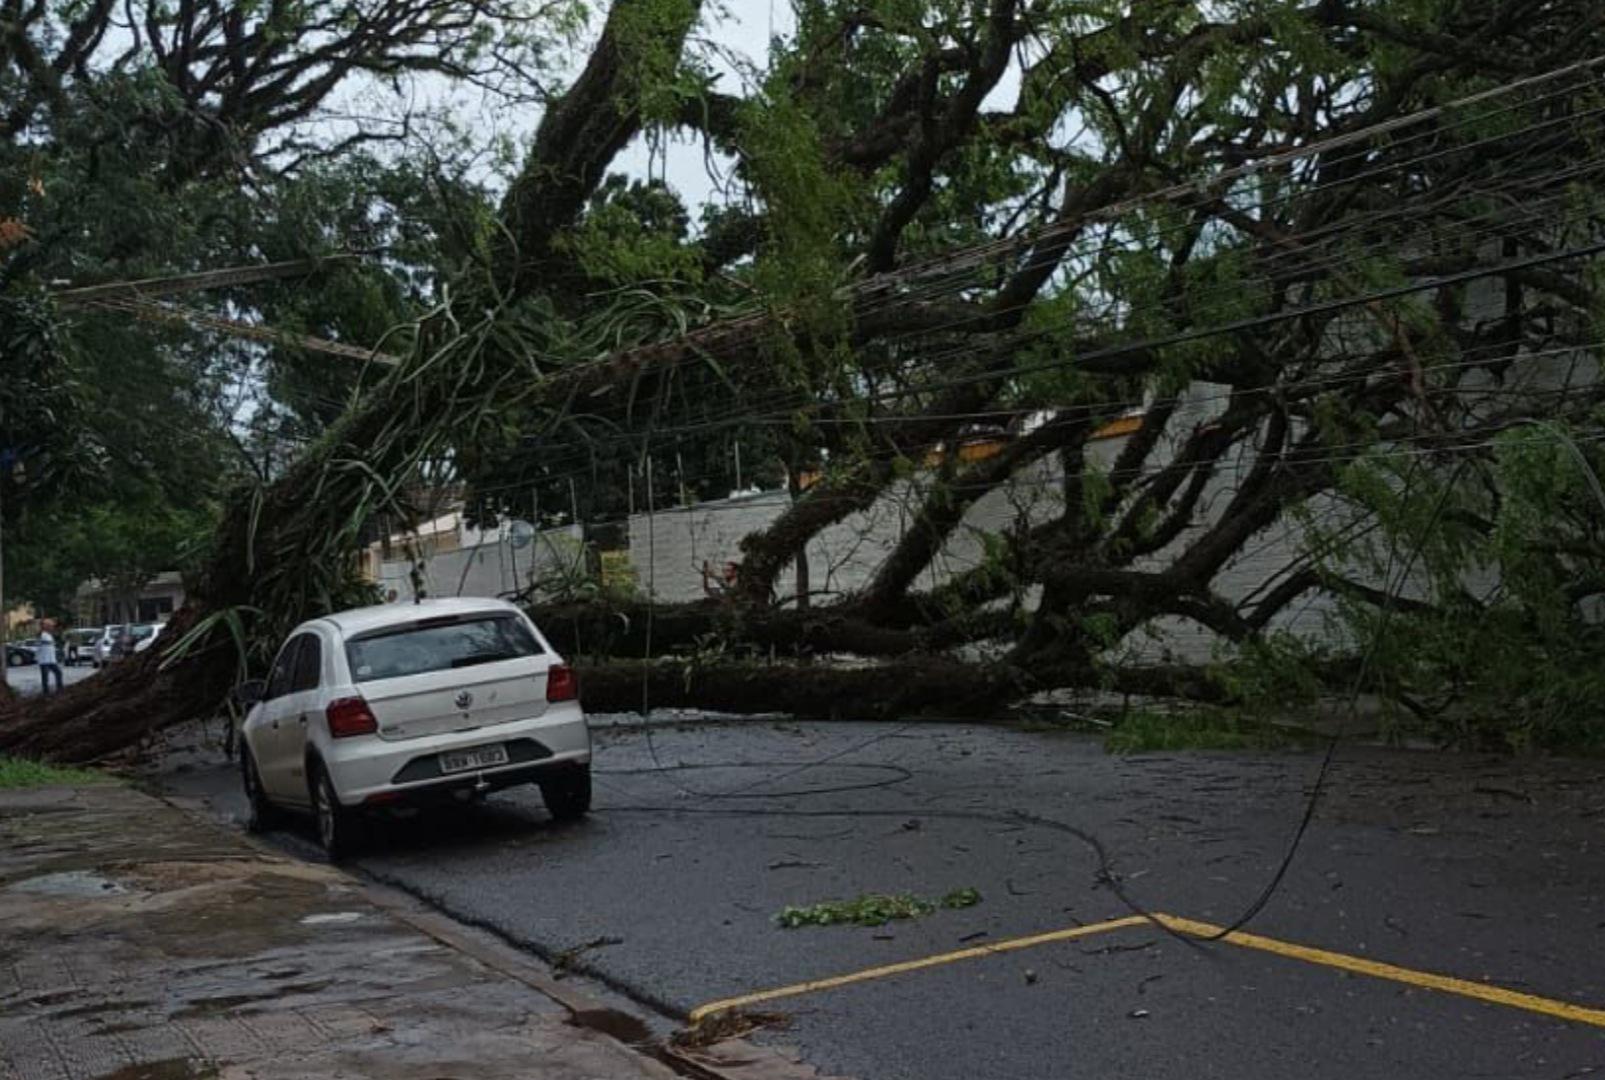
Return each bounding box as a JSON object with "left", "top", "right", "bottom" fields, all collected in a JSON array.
[{"left": 575, "top": 657, "right": 1033, "bottom": 720}]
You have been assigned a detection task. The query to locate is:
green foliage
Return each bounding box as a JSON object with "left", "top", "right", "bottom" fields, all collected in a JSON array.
[
  {"left": 1103, "top": 708, "right": 1299, "bottom": 753},
  {"left": 613, "top": 0, "right": 705, "bottom": 123},
  {"left": 0, "top": 295, "right": 85, "bottom": 497},
  {"left": 1305, "top": 425, "right": 1605, "bottom": 751},
  {"left": 6, "top": 494, "right": 218, "bottom": 619},
  {"left": 1209, "top": 632, "right": 1326, "bottom": 715},
  {"left": 0, "top": 59, "right": 496, "bottom": 622},
  {"left": 736, "top": 79, "right": 864, "bottom": 397},
  {"left": 570, "top": 177, "right": 701, "bottom": 287},
  {"left": 0, "top": 756, "right": 105, "bottom": 789},
  {"left": 775, "top": 887, "right": 982, "bottom": 929}
]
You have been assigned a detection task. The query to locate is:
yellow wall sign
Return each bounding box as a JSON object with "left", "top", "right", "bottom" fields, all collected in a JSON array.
[{"left": 600, "top": 550, "right": 636, "bottom": 590}]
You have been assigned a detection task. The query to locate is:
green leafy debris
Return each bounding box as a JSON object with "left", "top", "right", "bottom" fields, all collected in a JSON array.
[{"left": 775, "top": 888, "right": 982, "bottom": 929}]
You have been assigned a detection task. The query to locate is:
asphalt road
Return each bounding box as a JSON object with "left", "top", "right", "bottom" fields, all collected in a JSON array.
[
  {"left": 5, "top": 660, "right": 98, "bottom": 696},
  {"left": 155, "top": 717, "right": 1605, "bottom": 1080}
]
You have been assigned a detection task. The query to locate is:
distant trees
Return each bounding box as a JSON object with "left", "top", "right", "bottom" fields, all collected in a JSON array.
[{"left": 0, "top": 0, "right": 525, "bottom": 615}]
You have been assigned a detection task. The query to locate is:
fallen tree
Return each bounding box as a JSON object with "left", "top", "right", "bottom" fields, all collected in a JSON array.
[{"left": 9, "top": 0, "right": 1605, "bottom": 762}]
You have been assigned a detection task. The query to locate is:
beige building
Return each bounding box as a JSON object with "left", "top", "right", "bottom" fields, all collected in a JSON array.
[{"left": 74, "top": 572, "right": 185, "bottom": 627}]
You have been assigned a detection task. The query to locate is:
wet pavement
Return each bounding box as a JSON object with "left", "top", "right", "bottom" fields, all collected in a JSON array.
[
  {"left": 0, "top": 782, "right": 684, "bottom": 1080},
  {"left": 153, "top": 717, "right": 1605, "bottom": 1080},
  {"left": 5, "top": 663, "right": 96, "bottom": 698}
]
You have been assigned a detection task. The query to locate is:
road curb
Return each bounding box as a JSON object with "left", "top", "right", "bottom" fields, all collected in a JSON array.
[{"left": 155, "top": 789, "right": 848, "bottom": 1080}]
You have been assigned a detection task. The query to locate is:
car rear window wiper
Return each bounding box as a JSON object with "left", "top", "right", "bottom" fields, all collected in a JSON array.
[{"left": 449, "top": 651, "right": 520, "bottom": 668}]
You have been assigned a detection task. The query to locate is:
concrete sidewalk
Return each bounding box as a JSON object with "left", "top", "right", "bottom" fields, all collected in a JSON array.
[{"left": 0, "top": 782, "right": 681, "bottom": 1080}]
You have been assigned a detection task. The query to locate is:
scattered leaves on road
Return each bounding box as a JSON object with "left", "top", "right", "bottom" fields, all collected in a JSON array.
[
  {"left": 775, "top": 888, "right": 981, "bottom": 929},
  {"left": 674, "top": 1009, "right": 790, "bottom": 1047},
  {"left": 553, "top": 935, "right": 623, "bottom": 977}
]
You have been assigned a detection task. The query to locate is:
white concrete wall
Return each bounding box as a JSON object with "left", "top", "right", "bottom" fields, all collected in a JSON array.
[
  {"left": 378, "top": 525, "right": 586, "bottom": 603},
  {"left": 623, "top": 456, "right": 1069, "bottom": 607},
  {"left": 610, "top": 385, "right": 1335, "bottom": 664}
]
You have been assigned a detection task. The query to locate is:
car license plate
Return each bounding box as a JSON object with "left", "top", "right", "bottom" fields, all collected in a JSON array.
[{"left": 440, "top": 744, "right": 509, "bottom": 774}]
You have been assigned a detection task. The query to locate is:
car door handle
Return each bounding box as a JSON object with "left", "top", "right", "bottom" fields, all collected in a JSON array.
[
  {"left": 270, "top": 718, "right": 280, "bottom": 729},
  {"left": 297, "top": 714, "right": 308, "bottom": 726}
]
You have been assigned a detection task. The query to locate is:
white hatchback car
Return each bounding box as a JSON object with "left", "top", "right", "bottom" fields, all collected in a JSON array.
[{"left": 237, "top": 597, "right": 591, "bottom": 857}]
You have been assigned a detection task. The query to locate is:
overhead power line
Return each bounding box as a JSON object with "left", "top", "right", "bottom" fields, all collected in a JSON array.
[
  {"left": 86, "top": 296, "right": 402, "bottom": 368},
  {"left": 50, "top": 254, "right": 402, "bottom": 367},
  {"left": 49, "top": 256, "right": 359, "bottom": 305}
]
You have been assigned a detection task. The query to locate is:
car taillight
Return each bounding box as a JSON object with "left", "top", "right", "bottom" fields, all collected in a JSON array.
[
  {"left": 546, "top": 663, "right": 578, "bottom": 703},
  {"left": 326, "top": 696, "right": 379, "bottom": 738}
]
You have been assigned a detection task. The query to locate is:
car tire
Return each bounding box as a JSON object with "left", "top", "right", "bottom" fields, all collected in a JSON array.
[
  {"left": 539, "top": 764, "right": 592, "bottom": 822},
  {"left": 310, "top": 760, "right": 363, "bottom": 861},
  {"left": 240, "top": 747, "right": 284, "bottom": 833}
]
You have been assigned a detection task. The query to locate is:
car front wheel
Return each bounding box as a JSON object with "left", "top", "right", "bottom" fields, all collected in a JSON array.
[
  {"left": 539, "top": 763, "right": 592, "bottom": 822},
  {"left": 310, "top": 761, "right": 363, "bottom": 861}
]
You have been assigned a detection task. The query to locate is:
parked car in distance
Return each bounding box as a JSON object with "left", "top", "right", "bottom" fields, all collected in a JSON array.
[
  {"left": 94, "top": 625, "right": 127, "bottom": 666},
  {"left": 132, "top": 622, "right": 167, "bottom": 655},
  {"left": 65, "top": 628, "right": 101, "bottom": 665},
  {"left": 126, "top": 623, "right": 160, "bottom": 655},
  {"left": 5, "top": 639, "right": 38, "bottom": 667},
  {"left": 236, "top": 597, "right": 591, "bottom": 859}
]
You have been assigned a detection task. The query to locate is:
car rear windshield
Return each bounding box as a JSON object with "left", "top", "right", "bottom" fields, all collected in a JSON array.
[{"left": 344, "top": 614, "right": 543, "bottom": 683}]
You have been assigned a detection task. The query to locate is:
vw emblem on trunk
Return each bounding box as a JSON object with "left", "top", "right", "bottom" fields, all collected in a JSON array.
[{"left": 455, "top": 690, "right": 474, "bottom": 710}]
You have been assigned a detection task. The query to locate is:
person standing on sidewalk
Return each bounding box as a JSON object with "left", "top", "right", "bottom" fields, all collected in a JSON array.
[{"left": 36, "top": 619, "right": 62, "bottom": 696}]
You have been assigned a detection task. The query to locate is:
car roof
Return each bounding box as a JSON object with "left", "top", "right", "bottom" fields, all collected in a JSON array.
[{"left": 313, "top": 596, "right": 521, "bottom": 636}]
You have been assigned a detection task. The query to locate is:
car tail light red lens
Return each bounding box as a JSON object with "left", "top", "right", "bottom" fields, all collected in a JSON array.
[
  {"left": 326, "top": 696, "right": 379, "bottom": 738},
  {"left": 546, "top": 663, "right": 578, "bottom": 703}
]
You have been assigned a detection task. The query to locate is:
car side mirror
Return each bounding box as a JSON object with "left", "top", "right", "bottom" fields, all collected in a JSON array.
[{"left": 234, "top": 678, "right": 268, "bottom": 709}]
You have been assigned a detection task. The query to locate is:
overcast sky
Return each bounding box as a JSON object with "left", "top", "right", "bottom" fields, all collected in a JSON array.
[
  {"left": 614, "top": 3, "right": 796, "bottom": 210},
  {"left": 367, "top": 4, "right": 799, "bottom": 213},
  {"left": 338, "top": 3, "right": 1037, "bottom": 218}
]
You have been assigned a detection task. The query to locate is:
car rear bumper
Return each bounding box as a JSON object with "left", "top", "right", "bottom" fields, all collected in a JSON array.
[{"left": 321, "top": 702, "right": 590, "bottom": 806}]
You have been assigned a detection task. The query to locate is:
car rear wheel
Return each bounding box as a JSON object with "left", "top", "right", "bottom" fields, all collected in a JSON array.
[
  {"left": 310, "top": 761, "right": 363, "bottom": 860},
  {"left": 539, "top": 764, "right": 592, "bottom": 821},
  {"left": 240, "top": 747, "right": 284, "bottom": 833}
]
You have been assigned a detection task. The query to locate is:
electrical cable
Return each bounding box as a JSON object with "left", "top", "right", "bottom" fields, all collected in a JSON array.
[
  {"left": 330, "top": 72, "right": 1605, "bottom": 473},
  {"left": 1201, "top": 416, "right": 1605, "bottom": 938},
  {"left": 1197, "top": 457, "right": 1451, "bottom": 938},
  {"left": 846, "top": 57, "right": 1605, "bottom": 297},
  {"left": 456, "top": 184, "right": 1605, "bottom": 491},
  {"left": 238, "top": 113, "right": 1605, "bottom": 465},
  {"left": 468, "top": 150, "right": 1605, "bottom": 476},
  {"left": 594, "top": 759, "right": 915, "bottom": 799},
  {"left": 461, "top": 325, "right": 1605, "bottom": 512},
  {"left": 587, "top": 798, "right": 1190, "bottom": 943}
]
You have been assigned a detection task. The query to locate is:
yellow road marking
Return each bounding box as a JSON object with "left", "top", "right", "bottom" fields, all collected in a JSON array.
[
  {"left": 1154, "top": 914, "right": 1605, "bottom": 1030},
  {"left": 691, "top": 911, "right": 1605, "bottom": 1030},
  {"left": 687, "top": 914, "right": 1149, "bottom": 1023}
]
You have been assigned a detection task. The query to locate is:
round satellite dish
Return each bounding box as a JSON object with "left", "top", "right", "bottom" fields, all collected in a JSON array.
[{"left": 509, "top": 520, "right": 536, "bottom": 549}]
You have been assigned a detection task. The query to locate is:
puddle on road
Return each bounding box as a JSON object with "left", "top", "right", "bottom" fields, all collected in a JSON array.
[
  {"left": 8, "top": 869, "right": 137, "bottom": 898},
  {"left": 170, "top": 979, "right": 333, "bottom": 1019},
  {"left": 50, "top": 998, "right": 157, "bottom": 1020},
  {"left": 91, "top": 1058, "right": 219, "bottom": 1080},
  {"left": 569, "top": 1006, "right": 654, "bottom": 1046}
]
